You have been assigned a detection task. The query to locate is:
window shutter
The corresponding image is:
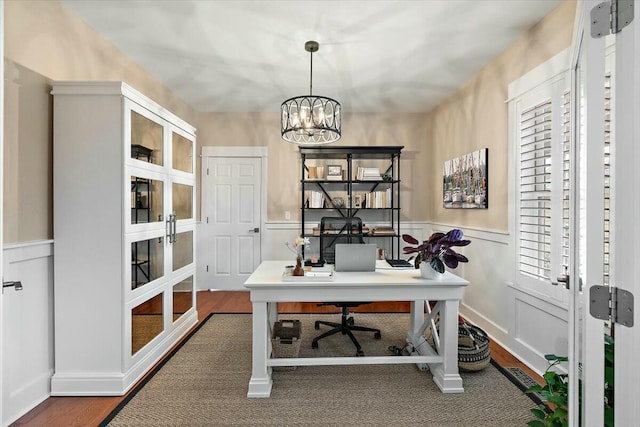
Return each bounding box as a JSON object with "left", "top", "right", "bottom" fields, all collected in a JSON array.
[
  {"left": 519, "top": 100, "right": 552, "bottom": 281},
  {"left": 562, "top": 90, "right": 571, "bottom": 273},
  {"left": 603, "top": 72, "right": 611, "bottom": 285}
]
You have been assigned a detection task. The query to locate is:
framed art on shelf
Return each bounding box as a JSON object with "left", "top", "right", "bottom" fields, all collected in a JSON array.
[{"left": 327, "top": 164, "right": 343, "bottom": 181}]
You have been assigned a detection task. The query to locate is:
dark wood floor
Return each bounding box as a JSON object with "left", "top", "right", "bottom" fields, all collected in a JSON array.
[{"left": 12, "top": 291, "right": 541, "bottom": 426}]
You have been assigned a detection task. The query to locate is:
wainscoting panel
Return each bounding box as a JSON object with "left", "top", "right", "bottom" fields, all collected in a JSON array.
[
  {"left": 509, "top": 285, "right": 569, "bottom": 373},
  {"left": 428, "top": 223, "right": 568, "bottom": 376},
  {"left": 2, "top": 240, "right": 54, "bottom": 426}
]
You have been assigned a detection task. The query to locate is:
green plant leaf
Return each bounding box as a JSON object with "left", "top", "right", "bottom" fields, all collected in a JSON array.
[
  {"left": 530, "top": 408, "right": 546, "bottom": 419},
  {"left": 604, "top": 407, "right": 614, "bottom": 427},
  {"left": 430, "top": 257, "right": 445, "bottom": 273},
  {"left": 548, "top": 395, "right": 567, "bottom": 406},
  {"left": 527, "top": 421, "right": 546, "bottom": 427},
  {"left": 526, "top": 384, "right": 543, "bottom": 393},
  {"left": 554, "top": 407, "right": 568, "bottom": 418}
]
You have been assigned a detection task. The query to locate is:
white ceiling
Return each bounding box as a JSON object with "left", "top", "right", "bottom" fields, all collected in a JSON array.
[{"left": 60, "top": 0, "right": 561, "bottom": 113}]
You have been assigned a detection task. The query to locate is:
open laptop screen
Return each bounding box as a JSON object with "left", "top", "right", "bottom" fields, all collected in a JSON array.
[{"left": 334, "top": 244, "right": 377, "bottom": 272}]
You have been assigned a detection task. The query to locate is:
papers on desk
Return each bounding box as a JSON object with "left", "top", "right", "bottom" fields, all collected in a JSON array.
[{"left": 282, "top": 265, "right": 335, "bottom": 282}]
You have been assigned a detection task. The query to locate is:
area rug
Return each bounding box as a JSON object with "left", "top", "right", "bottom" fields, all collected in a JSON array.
[{"left": 102, "top": 314, "right": 536, "bottom": 426}]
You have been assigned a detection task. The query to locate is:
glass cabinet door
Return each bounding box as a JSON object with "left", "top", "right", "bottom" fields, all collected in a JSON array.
[
  {"left": 172, "top": 276, "right": 193, "bottom": 322},
  {"left": 131, "top": 292, "right": 164, "bottom": 355},
  {"left": 131, "top": 110, "right": 164, "bottom": 166},
  {"left": 172, "top": 230, "right": 193, "bottom": 272},
  {"left": 131, "top": 236, "right": 165, "bottom": 290},
  {"left": 172, "top": 130, "right": 193, "bottom": 173},
  {"left": 131, "top": 175, "right": 164, "bottom": 224},
  {"left": 172, "top": 182, "right": 193, "bottom": 220}
]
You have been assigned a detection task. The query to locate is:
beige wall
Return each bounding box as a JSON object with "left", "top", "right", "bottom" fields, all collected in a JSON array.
[
  {"left": 3, "top": 0, "right": 576, "bottom": 243},
  {"left": 425, "top": 0, "right": 576, "bottom": 231},
  {"left": 196, "top": 112, "right": 429, "bottom": 221},
  {"left": 3, "top": 0, "right": 196, "bottom": 243}
]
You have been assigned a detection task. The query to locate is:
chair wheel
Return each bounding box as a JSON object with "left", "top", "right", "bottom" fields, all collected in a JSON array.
[
  {"left": 314, "top": 321, "right": 320, "bottom": 330},
  {"left": 356, "top": 350, "right": 365, "bottom": 357},
  {"left": 348, "top": 317, "right": 355, "bottom": 325},
  {"left": 374, "top": 332, "right": 382, "bottom": 339},
  {"left": 312, "top": 341, "right": 319, "bottom": 349}
]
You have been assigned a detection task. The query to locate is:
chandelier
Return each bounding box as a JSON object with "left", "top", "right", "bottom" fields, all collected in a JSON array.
[{"left": 281, "top": 41, "right": 341, "bottom": 145}]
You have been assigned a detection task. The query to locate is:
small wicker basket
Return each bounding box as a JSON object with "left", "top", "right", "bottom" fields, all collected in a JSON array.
[
  {"left": 425, "top": 319, "right": 491, "bottom": 371},
  {"left": 457, "top": 321, "right": 491, "bottom": 371}
]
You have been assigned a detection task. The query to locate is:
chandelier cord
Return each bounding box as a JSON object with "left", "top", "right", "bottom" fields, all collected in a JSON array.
[{"left": 309, "top": 49, "right": 313, "bottom": 96}]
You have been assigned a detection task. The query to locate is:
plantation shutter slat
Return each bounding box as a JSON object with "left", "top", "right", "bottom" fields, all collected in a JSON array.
[
  {"left": 561, "top": 91, "right": 571, "bottom": 272},
  {"left": 519, "top": 99, "right": 552, "bottom": 281},
  {"left": 603, "top": 72, "right": 611, "bottom": 285}
]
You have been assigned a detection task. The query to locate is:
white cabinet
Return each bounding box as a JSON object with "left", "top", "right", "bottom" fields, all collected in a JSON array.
[{"left": 51, "top": 82, "right": 197, "bottom": 395}]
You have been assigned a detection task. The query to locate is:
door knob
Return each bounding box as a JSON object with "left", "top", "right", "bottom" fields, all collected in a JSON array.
[
  {"left": 3, "top": 281, "right": 23, "bottom": 291},
  {"left": 552, "top": 274, "right": 570, "bottom": 290},
  {"left": 248, "top": 227, "right": 260, "bottom": 233}
]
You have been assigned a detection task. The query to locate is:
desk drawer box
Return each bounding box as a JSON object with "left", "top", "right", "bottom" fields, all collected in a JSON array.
[{"left": 272, "top": 320, "right": 301, "bottom": 371}]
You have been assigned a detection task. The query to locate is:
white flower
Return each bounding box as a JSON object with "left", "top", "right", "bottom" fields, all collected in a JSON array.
[{"left": 286, "top": 236, "right": 309, "bottom": 256}]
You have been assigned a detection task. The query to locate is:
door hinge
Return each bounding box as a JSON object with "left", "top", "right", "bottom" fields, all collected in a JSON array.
[
  {"left": 206, "top": 265, "right": 209, "bottom": 272},
  {"left": 590, "top": 285, "right": 634, "bottom": 327},
  {"left": 207, "top": 167, "right": 210, "bottom": 175},
  {"left": 591, "top": 0, "right": 634, "bottom": 38}
]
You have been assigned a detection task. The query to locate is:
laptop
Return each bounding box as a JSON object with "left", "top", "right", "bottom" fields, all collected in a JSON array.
[{"left": 334, "top": 244, "right": 377, "bottom": 272}]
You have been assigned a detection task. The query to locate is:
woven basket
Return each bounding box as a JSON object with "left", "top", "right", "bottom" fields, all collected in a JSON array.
[
  {"left": 425, "top": 318, "right": 491, "bottom": 371},
  {"left": 457, "top": 321, "right": 491, "bottom": 371}
]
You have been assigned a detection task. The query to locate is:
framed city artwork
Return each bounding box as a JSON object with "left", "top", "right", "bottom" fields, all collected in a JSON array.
[{"left": 443, "top": 148, "right": 488, "bottom": 209}]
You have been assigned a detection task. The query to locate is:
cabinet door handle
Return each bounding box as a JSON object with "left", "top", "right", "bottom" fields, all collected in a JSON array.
[
  {"left": 166, "top": 216, "right": 173, "bottom": 242},
  {"left": 172, "top": 215, "right": 177, "bottom": 243}
]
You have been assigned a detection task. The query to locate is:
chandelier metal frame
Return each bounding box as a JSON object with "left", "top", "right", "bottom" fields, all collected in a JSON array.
[{"left": 281, "top": 41, "right": 341, "bottom": 145}]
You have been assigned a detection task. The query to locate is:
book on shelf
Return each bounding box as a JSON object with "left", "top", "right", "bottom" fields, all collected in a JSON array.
[
  {"left": 362, "top": 188, "right": 392, "bottom": 208},
  {"left": 356, "top": 167, "right": 381, "bottom": 180},
  {"left": 305, "top": 190, "right": 325, "bottom": 208},
  {"left": 371, "top": 227, "right": 396, "bottom": 236}
]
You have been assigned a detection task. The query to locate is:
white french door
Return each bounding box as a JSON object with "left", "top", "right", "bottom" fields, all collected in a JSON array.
[
  {"left": 0, "top": 3, "right": 5, "bottom": 425},
  {"left": 570, "top": 1, "right": 639, "bottom": 425},
  {"left": 608, "top": 0, "right": 640, "bottom": 424}
]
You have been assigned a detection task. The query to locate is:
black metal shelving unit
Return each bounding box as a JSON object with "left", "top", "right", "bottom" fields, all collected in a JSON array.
[
  {"left": 131, "top": 145, "right": 152, "bottom": 289},
  {"left": 299, "top": 146, "right": 403, "bottom": 260}
]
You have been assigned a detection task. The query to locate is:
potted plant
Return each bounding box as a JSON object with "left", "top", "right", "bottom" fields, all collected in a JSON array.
[{"left": 402, "top": 229, "right": 471, "bottom": 279}]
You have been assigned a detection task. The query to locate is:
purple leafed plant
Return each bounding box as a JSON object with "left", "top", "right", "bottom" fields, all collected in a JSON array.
[{"left": 402, "top": 229, "right": 471, "bottom": 273}]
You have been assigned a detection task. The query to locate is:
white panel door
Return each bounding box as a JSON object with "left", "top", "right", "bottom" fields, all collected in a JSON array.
[
  {"left": 1, "top": 4, "right": 5, "bottom": 424},
  {"left": 200, "top": 157, "right": 261, "bottom": 290}
]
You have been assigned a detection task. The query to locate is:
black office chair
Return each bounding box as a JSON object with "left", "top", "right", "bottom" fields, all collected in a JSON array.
[{"left": 312, "top": 217, "right": 381, "bottom": 356}]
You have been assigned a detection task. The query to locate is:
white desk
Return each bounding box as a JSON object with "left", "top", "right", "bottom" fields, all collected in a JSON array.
[{"left": 243, "top": 260, "right": 469, "bottom": 398}]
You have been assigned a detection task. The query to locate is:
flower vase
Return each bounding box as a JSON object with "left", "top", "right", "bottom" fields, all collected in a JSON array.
[
  {"left": 420, "top": 263, "right": 444, "bottom": 280},
  {"left": 293, "top": 256, "right": 305, "bottom": 276}
]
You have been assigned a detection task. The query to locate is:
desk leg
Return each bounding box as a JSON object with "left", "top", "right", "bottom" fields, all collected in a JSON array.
[
  {"left": 430, "top": 300, "right": 464, "bottom": 393},
  {"left": 408, "top": 300, "right": 429, "bottom": 371},
  {"left": 408, "top": 300, "right": 425, "bottom": 336},
  {"left": 247, "top": 301, "right": 273, "bottom": 398}
]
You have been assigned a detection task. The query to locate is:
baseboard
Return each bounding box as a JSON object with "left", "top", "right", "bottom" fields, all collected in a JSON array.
[{"left": 51, "top": 312, "right": 198, "bottom": 396}]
